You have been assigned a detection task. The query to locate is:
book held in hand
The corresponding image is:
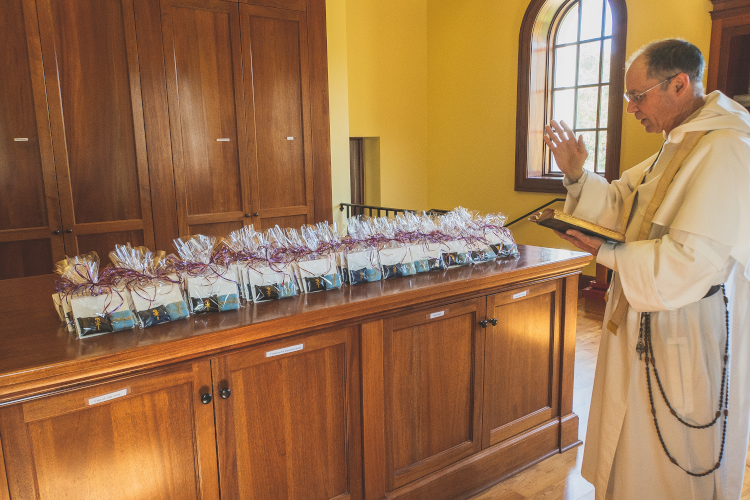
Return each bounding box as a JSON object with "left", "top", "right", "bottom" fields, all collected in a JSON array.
[{"left": 529, "top": 208, "right": 625, "bottom": 243}]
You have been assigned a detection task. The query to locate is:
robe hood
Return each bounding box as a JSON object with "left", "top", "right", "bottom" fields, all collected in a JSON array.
[
  {"left": 667, "top": 91, "right": 750, "bottom": 143},
  {"left": 661, "top": 91, "right": 750, "bottom": 279}
]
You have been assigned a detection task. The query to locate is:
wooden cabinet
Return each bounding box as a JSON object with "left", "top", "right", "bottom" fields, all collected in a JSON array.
[
  {"left": 366, "top": 277, "right": 574, "bottom": 498},
  {"left": 36, "top": 0, "right": 156, "bottom": 260},
  {"left": 482, "top": 280, "right": 561, "bottom": 447},
  {"left": 0, "top": 360, "right": 220, "bottom": 500},
  {"left": 0, "top": 0, "right": 332, "bottom": 279},
  {"left": 382, "top": 299, "right": 485, "bottom": 490},
  {"left": 212, "top": 327, "right": 361, "bottom": 499},
  {"left": 708, "top": 0, "right": 750, "bottom": 109},
  {"left": 0, "top": 247, "right": 590, "bottom": 500},
  {"left": 0, "top": 0, "right": 62, "bottom": 280},
  {"left": 161, "top": 0, "right": 252, "bottom": 237}
]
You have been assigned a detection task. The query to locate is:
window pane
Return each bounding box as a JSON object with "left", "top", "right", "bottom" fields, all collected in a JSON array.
[
  {"left": 601, "top": 39, "right": 611, "bottom": 83},
  {"left": 580, "top": 0, "right": 604, "bottom": 40},
  {"left": 597, "top": 131, "right": 608, "bottom": 173},
  {"left": 578, "top": 41, "right": 601, "bottom": 85},
  {"left": 599, "top": 85, "right": 609, "bottom": 128},
  {"left": 555, "top": 46, "right": 577, "bottom": 88},
  {"left": 576, "top": 87, "right": 598, "bottom": 129},
  {"left": 556, "top": 3, "right": 579, "bottom": 45},
  {"left": 581, "top": 131, "right": 596, "bottom": 172},
  {"left": 605, "top": 0, "right": 612, "bottom": 36},
  {"left": 553, "top": 89, "right": 575, "bottom": 128},
  {"left": 551, "top": 153, "right": 561, "bottom": 173}
]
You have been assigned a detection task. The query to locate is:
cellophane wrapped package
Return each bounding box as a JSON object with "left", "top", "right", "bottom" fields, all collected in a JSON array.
[
  {"left": 174, "top": 235, "right": 240, "bottom": 314},
  {"left": 346, "top": 216, "right": 382, "bottom": 284},
  {"left": 109, "top": 244, "right": 189, "bottom": 328},
  {"left": 480, "top": 212, "right": 520, "bottom": 258},
  {"left": 228, "top": 225, "right": 265, "bottom": 302},
  {"left": 452, "top": 207, "right": 497, "bottom": 264},
  {"left": 296, "top": 225, "right": 342, "bottom": 293},
  {"left": 54, "top": 252, "right": 137, "bottom": 338},
  {"left": 438, "top": 213, "right": 471, "bottom": 268},
  {"left": 245, "top": 227, "right": 299, "bottom": 302},
  {"left": 375, "top": 216, "right": 416, "bottom": 280},
  {"left": 401, "top": 212, "right": 446, "bottom": 273},
  {"left": 315, "top": 222, "right": 349, "bottom": 285}
]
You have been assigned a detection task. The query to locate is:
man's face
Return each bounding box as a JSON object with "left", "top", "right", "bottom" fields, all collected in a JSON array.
[{"left": 624, "top": 57, "right": 678, "bottom": 134}]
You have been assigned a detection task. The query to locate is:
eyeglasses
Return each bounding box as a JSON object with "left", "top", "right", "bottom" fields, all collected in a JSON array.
[{"left": 623, "top": 74, "right": 680, "bottom": 104}]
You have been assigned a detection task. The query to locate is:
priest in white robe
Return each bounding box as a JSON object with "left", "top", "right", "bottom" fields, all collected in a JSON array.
[{"left": 544, "top": 39, "right": 750, "bottom": 499}]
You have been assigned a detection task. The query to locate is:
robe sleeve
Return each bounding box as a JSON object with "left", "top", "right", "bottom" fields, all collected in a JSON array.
[
  {"left": 563, "top": 152, "right": 660, "bottom": 232},
  {"left": 609, "top": 228, "right": 732, "bottom": 312}
]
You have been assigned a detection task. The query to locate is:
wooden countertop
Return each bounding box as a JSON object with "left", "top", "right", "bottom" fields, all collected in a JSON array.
[{"left": 0, "top": 245, "right": 590, "bottom": 403}]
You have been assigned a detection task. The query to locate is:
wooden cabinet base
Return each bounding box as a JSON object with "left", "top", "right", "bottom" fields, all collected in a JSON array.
[{"left": 386, "top": 419, "right": 572, "bottom": 500}]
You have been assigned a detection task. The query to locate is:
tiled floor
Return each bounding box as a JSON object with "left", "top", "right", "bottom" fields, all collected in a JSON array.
[{"left": 469, "top": 304, "right": 750, "bottom": 500}]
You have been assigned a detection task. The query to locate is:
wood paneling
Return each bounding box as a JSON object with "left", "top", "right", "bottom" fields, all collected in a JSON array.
[
  {"left": 189, "top": 221, "right": 244, "bottom": 239},
  {"left": 212, "top": 328, "right": 361, "bottom": 500},
  {"left": 241, "top": 5, "right": 314, "bottom": 228},
  {"left": 260, "top": 215, "right": 308, "bottom": 230},
  {"left": 133, "top": 0, "right": 180, "bottom": 251},
  {"left": 483, "top": 281, "right": 560, "bottom": 447},
  {"left": 76, "top": 230, "right": 145, "bottom": 264},
  {"left": 0, "top": 0, "right": 63, "bottom": 277},
  {"left": 307, "top": 0, "right": 333, "bottom": 223},
  {"left": 384, "top": 299, "right": 485, "bottom": 490},
  {"left": 0, "top": 361, "right": 220, "bottom": 500},
  {"left": 0, "top": 431, "right": 8, "bottom": 500},
  {"left": 0, "top": 240, "right": 54, "bottom": 280},
  {"left": 162, "top": 0, "right": 252, "bottom": 238},
  {"left": 36, "top": 0, "right": 154, "bottom": 256},
  {"left": 239, "top": 0, "right": 306, "bottom": 10}
]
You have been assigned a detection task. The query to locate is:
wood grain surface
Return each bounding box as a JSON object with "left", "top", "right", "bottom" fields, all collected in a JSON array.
[{"left": 0, "top": 246, "right": 590, "bottom": 405}]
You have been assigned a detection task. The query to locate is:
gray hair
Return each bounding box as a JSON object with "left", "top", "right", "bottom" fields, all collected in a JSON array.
[{"left": 627, "top": 39, "right": 705, "bottom": 95}]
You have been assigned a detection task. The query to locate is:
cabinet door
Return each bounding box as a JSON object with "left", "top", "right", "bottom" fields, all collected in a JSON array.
[
  {"left": 212, "top": 327, "right": 362, "bottom": 500},
  {"left": 240, "top": 5, "right": 314, "bottom": 230},
  {"left": 161, "top": 0, "right": 253, "bottom": 238},
  {"left": 383, "top": 299, "right": 485, "bottom": 490},
  {"left": 35, "top": 0, "right": 155, "bottom": 259},
  {"left": 482, "top": 280, "right": 562, "bottom": 448},
  {"left": 0, "top": 0, "right": 63, "bottom": 280},
  {"left": 0, "top": 361, "right": 220, "bottom": 500}
]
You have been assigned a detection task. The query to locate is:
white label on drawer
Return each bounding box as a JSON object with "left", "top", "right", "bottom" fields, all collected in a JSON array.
[
  {"left": 216, "top": 138, "right": 230, "bottom": 141},
  {"left": 287, "top": 137, "right": 294, "bottom": 140},
  {"left": 14, "top": 138, "right": 29, "bottom": 141},
  {"left": 429, "top": 311, "right": 445, "bottom": 319},
  {"left": 512, "top": 290, "right": 528, "bottom": 299},
  {"left": 266, "top": 343, "right": 304, "bottom": 357},
  {"left": 87, "top": 388, "right": 129, "bottom": 406}
]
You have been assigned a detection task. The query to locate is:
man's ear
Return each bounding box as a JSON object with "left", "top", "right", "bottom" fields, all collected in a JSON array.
[{"left": 673, "top": 73, "right": 689, "bottom": 95}]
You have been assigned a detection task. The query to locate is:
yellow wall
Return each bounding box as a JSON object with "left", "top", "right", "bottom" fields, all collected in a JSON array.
[
  {"left": 327, "top": 0, "right": 714, "bottom": 273},
  {"left": 325, "top": 0, "right": 350, "bottom": 226},
  {"left": 345, "top": 0, "right": 430, "bottom": 210}
]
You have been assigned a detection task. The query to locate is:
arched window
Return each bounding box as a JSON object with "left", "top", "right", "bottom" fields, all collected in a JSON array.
[{"left": 515, "top": 0, "right": 627, "bottom": 192}]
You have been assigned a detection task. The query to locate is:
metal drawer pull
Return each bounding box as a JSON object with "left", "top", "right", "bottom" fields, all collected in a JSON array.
[
  {"left": 489, "top": 318, "right": 498, "bottom": 326},
  {"left": 220, "top": 388, "right": 231, "bottom": 400},
  {"left": 478, "top": 320, "right": 488, "bottom": 328},
  {"left": 201, "top": 393, "right": 212, "bottom": 404}
]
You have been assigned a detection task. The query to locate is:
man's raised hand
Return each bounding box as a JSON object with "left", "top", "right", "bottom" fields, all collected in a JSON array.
[{"left": 543, "top": 120, "right": 588, "bottom": 182}]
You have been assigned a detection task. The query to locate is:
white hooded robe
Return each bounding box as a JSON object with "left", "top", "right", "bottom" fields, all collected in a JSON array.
[{"left": 563, "top": 91, "right": 750, "bottom": 500}]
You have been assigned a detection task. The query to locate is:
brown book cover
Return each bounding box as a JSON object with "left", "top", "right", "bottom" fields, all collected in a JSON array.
[{"left": 529, "top": 208, "right": 625, "bottom": 243}]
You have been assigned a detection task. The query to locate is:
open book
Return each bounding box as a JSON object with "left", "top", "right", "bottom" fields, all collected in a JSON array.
[{"left": 529, "top": 208, "right": 625, "bottom": 243}]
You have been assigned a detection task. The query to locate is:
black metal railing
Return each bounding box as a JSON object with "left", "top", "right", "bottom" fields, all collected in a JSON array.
[
  {"left": 339, "top": 203, "right": 448, "bottom": 219},
  {"left": 505, "top": 198, "right": 566, "bottom": 227}
]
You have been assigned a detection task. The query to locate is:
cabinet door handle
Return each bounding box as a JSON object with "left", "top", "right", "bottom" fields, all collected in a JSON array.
[
  {"left": 220, "top": 388, "right": 231, "bottom": 399},
  {"left": 488, "top": 318, "right": 498, "bottom": 326},
  {"left": 478, "top": 320, "right": 488, "bottom": 328},
  {"left": 244, "top": 213, "right": 252, "bottom": 217},
  {"left": 64, "top": 229, "right": 73, "bottom": 234},
  {"left": 200, "top": 393, "right": 212, "bottom": 404},
  {"left": 253, "top": 212, "right": 259, "bottom": 217},
  {"left": 52, "top": 230, "right": 60, "bottom": 235}
]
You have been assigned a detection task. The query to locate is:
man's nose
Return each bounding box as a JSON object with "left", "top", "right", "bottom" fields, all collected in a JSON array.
[{"left": 626, "top": 99, "right": 638, "bottom": 114}]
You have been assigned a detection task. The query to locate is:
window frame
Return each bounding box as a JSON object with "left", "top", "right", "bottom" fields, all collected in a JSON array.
[{"left": 514, "top": 0, "right": 627, "bottom": 193}]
